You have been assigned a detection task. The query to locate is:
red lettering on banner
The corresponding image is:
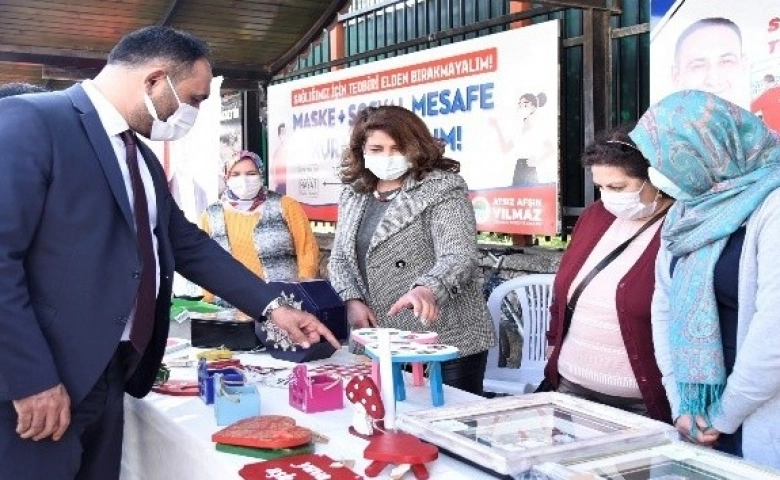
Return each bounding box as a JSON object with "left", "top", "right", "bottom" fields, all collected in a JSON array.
[{"left": 290, "top": 48, "right": 498, "bottom": 107}]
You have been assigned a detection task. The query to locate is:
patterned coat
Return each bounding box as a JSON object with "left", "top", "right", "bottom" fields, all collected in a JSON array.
[{"left": 328, "top": 170, "right": 495, "bottom": 357}]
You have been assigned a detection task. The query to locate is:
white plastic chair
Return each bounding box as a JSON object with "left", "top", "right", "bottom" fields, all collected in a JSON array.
[{"left": 483, "top": 274, "right": 555, "bottom": 395}]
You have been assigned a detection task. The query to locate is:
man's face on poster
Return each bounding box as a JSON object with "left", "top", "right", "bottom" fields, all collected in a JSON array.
[{"left": 672, "top": 25, "right": 746, "bottom": 105}]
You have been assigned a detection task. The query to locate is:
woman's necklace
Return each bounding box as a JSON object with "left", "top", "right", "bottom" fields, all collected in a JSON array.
[{"left": 373, "top": 187, "right": 401, "bottom": 203}]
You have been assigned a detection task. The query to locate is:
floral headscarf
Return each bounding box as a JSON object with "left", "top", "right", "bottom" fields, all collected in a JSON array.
[
  {"left": 629, "top": 90, "right": 780, "bottom": 417},
  {"left": 221, "top": 150, "right": 267, "bottom": 212}
]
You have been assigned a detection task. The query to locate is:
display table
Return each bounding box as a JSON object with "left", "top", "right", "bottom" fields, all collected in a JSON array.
[{"left": 120, "top": 347, "right": 496, "bottom": 480}]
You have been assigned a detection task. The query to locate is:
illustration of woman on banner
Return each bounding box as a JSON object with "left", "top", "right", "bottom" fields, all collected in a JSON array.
[
  {"left": 271, "top": 122, "right": 288, "bottom": 195},
  {"left": 489, "top": 92, "right": 556, "bottom": 186}
]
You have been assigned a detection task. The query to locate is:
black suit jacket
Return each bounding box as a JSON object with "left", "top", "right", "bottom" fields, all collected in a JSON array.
[{"left": 0, "top": 84, "right": 278, "bottom": 404}]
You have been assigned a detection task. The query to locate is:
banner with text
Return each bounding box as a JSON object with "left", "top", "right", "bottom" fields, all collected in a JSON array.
[
  {"left": 651, "top": 0, "right": 780, "bottom": 133},
  {"left": 267, "top": 21, "right": 560, "bottom": 234}
]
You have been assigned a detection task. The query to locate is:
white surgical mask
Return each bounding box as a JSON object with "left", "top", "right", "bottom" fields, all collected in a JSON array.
[
  {"left": 363, "top": 154, "right": 411, "bottom": 181},
  {"left": 143, "top": 76, "right": 199, "bottom": 141},
  {"left": 600, "top": 181, "right": 657, "bottom": 220},
  {"left": 227, "top": 175, "right": 263, "bottom": 200},
  {"left": 647, "top": 167, "right": 691, "bottom": 200}
]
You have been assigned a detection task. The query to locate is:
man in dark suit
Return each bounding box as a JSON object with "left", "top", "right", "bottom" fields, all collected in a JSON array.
[
  {"left": 0, "top": 82, "right": 47, "bottom": 99},
  {"left": 0, "top": 26, "right": 338, "bottom": 480}
]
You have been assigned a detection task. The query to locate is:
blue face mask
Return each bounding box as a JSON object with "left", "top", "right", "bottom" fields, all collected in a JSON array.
[{"left": 648, "top": 167, "right": 692, "bottom": 200}]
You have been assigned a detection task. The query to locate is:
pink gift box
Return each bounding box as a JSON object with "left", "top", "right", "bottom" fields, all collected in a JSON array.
[{"left": 289, "top": 364, "right": 344, "bottom": 413}]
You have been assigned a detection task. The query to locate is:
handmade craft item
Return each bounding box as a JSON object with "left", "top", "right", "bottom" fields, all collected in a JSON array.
[
  {"left": 306, "top": 362, "right": 372, "bottom": 380},
  {"left": 215, "top": 442, "right": 315, "bottom": 460},
  {"left": 190, "top": 311, "right": 260, "bottom": 350},
  {"left": 151, "top": 379, "right": 199, "bottom": 396},
  {"left": 153, "top": 364, "right": 171, "bottom": 386},
  {"left": 363, "top": 340, "right": 459, "bottom": 407},
  {"left": 288, "top": 364, "right": 344, "bottom": 413},
  {"left": 351, "top": 328, "right": 439, "bottom": 387},
  {"left": 255, "top": 280, "right": 348, "bottom": 363},
  {"left": 364, "top": 432, "right": 439, "bottom": 480},
  {"left": 207, "top": 358, "right": 243, "bottom": 369},
  {"left": 532, "top": 440, "right": 780, "bottom": 479},
  {"left": 345, "top": 375, "right": 385, "bottom": 438},
  {"left": 164, "top": 337, "right": 191, "bottom": 356},
  {"left": 238, "top": 453, "right": 362, "bottom": 480},
  {"left": 196, "top": 347, "right": 233, "bottom": 361},
  {"left": 214, "top": 373, "right": 261, "bottom": 426},
  {"left": 396, "top": 393, "right": 678, "bottom": 478},
  {"left": 377, "top": 329, "right": 396, "bottom": 429},
  {"left": 165, "top": 355, "right": 196, "bottom": 368},
  {"left": 198, "top": 358, "right": 245, "bottom": 405},
  {"left": 212, "top": 415, "right": 312, "bottom": 450}
]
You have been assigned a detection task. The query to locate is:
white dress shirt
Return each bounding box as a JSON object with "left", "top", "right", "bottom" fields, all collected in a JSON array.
[{"left": 82, "top": 81, "right": 160, "bottom": 341}]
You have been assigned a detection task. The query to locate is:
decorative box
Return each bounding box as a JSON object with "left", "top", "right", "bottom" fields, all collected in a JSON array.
[
  {"left": 288, "top": 365, "right": 344, "bottom": 413},
  {"left": 190, "top": 309, "right": 260, "bottom": 351},
  {"left": 395, "top": 392, "right": 677, "bottom": 478},
  {"left": 214, "top": 373, "right": 261, "bottom": 426},
  {"left": 531, "top": 441, "right": 780, "bottom": 479},
  {"left": 255, "top": 279, "right": 347, "bottom": 363},
  {"left": 197, "top": 358, "right": 245, "bottom": 405}
]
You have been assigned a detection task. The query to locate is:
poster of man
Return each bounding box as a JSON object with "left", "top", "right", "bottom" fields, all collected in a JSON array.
[{"left": 651, "top": 0, "right": 780, "bottom": 132}]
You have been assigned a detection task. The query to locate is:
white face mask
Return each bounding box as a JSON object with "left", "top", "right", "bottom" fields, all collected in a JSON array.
[
  {"left": 648, "top": 167, "right": 691, "bottom": 200},
  {"left": 600, "top": 181, "right": 657, "bottom": 220},
  {"left": 226, "top": 175, "right": 263, "bottom": 200},
  {"left": 143, "top": 76, "right": 199, "bottom": 141},
  {"left": 363, "top": 154, "right": 411, "bottom": 181}
]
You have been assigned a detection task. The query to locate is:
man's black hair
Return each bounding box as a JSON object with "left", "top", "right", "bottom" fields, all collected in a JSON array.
[{"left": 107, "top": 26, "right": 211, "bottom": 78}]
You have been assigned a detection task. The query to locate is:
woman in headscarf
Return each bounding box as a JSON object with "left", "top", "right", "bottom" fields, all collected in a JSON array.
[
  {"left": 631, "top": 90, "right": 780, "bottom": 468},
  {"left": 199, "top": 150, "right": 319, "bottom": 306}
]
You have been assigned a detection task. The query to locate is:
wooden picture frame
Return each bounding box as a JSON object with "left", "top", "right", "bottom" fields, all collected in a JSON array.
[
  {"left": 532, "top": 441, "right": 780, "bottom": 479},
  {"left": 396, "top": 392, "right": 677, "bottom": 477}
]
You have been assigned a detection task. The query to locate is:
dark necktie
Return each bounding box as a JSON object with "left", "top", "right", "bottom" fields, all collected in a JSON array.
[{"left": 120, "top": 130, "right": 156, "bottom": 353}]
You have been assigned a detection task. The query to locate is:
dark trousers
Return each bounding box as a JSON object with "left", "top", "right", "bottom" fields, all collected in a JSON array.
[
  {"left": 404, "top": 350, "right": 488, "bottom": 396},
  {"left": 715, "top": 426, "right": 743, "bottom": 457},
  {"left": 441, "top": 350, "right": 489, "bottom": 397},
  {"left": 0, "top": 343, "right": 136, "bottom": 480},
  {"left": 557, "top": 376, "right": 649, "bottom": 417}
]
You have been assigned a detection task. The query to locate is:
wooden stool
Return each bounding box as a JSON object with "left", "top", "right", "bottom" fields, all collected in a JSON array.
[
  {"left": 350, "top": 328, "right": 439, "bottom": 388},
  {"left": 364, "top": 432, "right": 439, "bottom": 479},
  {"left": 363, "top": 342, "right": 459, "bottom": 407}
]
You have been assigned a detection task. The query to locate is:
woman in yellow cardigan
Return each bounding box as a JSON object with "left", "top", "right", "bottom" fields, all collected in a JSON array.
[{"left": 199, "top": 150, "right": 319, "bottom": 305}]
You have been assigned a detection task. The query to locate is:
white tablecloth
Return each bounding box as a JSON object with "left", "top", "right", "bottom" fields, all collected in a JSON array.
[{"left": 120, "top": 348, "right": 496, "bottom": 480}]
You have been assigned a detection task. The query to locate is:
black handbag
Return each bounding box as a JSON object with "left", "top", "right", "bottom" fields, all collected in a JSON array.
[{"left": 535, "top": 204, "right": 670, "bottom": 394}]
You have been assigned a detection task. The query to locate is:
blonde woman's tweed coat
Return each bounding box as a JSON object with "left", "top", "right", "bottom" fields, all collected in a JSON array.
[{"left": 328, "top": 170, "right": 495, "bottom": 357}]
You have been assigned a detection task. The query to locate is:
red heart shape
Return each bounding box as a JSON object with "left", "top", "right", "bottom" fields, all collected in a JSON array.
[
  {"left": 364, "top": 432, "right": 438, "bottom": 465},
  {"left": 212, "top": 415, "right": 312, "bottom": 449}
]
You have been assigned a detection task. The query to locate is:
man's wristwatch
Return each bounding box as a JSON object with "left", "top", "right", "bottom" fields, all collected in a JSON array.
[{"left": 262, "top": 296, "right": 290, "bottom": 319}]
